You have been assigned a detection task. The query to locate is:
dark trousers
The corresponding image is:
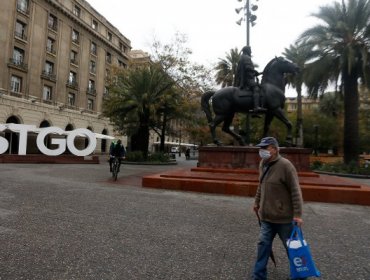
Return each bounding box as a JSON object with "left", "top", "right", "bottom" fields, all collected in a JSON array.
[
  {"left": 109, "top": 157, "right": 122, "bottom": 171},
  {"left": 252, "top": 221, "right": 307, "bottom": 280}
]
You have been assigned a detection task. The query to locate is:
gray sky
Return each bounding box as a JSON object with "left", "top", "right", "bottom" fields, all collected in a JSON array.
[{"left": 87, "top": 0, "right": 335, "bottom": 95}]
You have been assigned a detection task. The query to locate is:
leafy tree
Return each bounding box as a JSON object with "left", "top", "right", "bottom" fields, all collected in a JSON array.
[
  {"left": 103, "top": 33, "right": 213, "bottom": 158},
  {"left": 298, "top": 0, "right": 370, "bottom": 164},
  {"left": 103, "top": 64, "right": 175, "bottom": 157}
]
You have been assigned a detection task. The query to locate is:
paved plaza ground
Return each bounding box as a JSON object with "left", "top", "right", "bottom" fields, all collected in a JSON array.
[{"left": 0, "top": 156, "right": 369, "bottom": 279}]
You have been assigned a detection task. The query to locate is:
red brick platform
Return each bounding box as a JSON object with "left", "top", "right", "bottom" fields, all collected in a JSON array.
[
  {"left": 0, "top": 154, "right": 99, "bottom": 164},
  {"left": 142, "top": 167, "right": 370, "bottom": 206}
]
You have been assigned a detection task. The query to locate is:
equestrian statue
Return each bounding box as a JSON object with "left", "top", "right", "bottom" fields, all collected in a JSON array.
[{"left": 201, "top": 54, "right": 299, "bottom": 146}]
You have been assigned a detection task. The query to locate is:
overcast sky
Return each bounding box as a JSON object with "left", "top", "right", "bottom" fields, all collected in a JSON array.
[{"left": 87, "top": 0, "right": 336, "bottom": 95}]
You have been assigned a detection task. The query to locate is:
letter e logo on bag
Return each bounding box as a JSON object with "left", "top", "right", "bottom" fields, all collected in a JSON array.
[{"left": 293, "top": 257, "right": 303, "bottom": 267}]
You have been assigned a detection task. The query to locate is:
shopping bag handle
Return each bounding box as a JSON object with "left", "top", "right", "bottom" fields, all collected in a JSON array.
[{"left": 288, "top": 222, "right": 305, "bottom": 248}]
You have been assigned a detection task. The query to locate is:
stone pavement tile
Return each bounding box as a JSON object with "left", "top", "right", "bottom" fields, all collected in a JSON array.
[{"left": 0, "top": 159, "right": 369, "bottom": 279}]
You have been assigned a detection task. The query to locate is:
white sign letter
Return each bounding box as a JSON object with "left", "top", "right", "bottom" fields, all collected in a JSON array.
[
  {"left": 0, "top": 124, "right": 9, "bottom": 154},
  {"left": 37, "top": 127, "right": 66, "bottom": 156},
  {"left": 67, "top": 129, "right": 96, "bottom": 156},
  {"left": 8, "top": 124, "right": 36, "bottom": 155}
]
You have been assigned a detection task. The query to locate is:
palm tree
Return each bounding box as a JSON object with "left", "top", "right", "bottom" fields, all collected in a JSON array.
[
  {"left": 103, "top": 63, "right": 177, "bottom": 158},
  {"left": 283, "top": 42, "right": 316, "bottom": 147},
  {"left": 214, "top": 47, "right": 241, "bottom": 87},
  {"left": 298, "top": 0, "right": 370, "bottom": 164}
]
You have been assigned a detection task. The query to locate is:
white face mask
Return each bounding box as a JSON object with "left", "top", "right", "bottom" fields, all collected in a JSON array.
[{"left": 259, "top": 149, "right": 271, "bottom": 160}]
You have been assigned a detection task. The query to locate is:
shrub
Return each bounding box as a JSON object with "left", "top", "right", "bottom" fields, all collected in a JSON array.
[
  {"left": 310, "top": 160, "right": 322, "bottom": 170},
  {"left": 313, "top": 161, "right": 370, "bottom": 175},
  {"left": 125, "top": 151, "right": 171, "bottom": 163},
  {"left": 148, "top": 152, "right": 171, "bottom": 162},
  {"left": 125, "top": 151, "right": 144, "bottom": 162}
]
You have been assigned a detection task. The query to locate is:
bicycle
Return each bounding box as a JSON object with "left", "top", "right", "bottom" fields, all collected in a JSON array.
[{"left": 111, "top": 156, "right": 120, "bottom": 181}]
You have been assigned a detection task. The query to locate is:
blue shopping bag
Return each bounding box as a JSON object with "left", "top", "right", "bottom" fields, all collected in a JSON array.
[{"left": 287, "top": 224, "right": 321, "bottom": 279}]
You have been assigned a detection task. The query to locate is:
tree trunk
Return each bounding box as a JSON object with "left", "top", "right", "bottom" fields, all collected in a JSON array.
[
  {"left": 342, "top": 69, "right": 359, "bottom": 165},
  {"left": 295, "top": 83, "right": 303, "bottom": 147},
  {"left": 159, "top": 112, "right": 168, "bottom": 152},
  {"left": 131, "top": 114, "right": 150, "bottom": 159}
]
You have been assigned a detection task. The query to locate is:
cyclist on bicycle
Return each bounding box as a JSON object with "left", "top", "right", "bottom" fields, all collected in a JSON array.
[{"left": 109, "top": 139, "right": 126, "bottom": 172}]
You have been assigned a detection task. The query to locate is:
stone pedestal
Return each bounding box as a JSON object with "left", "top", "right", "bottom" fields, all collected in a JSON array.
[
  {"left": 143, "top": 146, "right": 370, "bottom": 205},
  {"left": 197, "top": 146, "right": 312, "bottom": 172}
]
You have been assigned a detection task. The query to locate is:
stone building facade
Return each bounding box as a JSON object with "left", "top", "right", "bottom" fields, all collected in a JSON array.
[{"left": 0, "top": 0, "right": 131, "bottom": 154}]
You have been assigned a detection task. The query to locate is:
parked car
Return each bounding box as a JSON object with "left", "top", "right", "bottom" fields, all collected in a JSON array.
[{"left": 170, "top": 146, "right": 179, "bottom": 153}]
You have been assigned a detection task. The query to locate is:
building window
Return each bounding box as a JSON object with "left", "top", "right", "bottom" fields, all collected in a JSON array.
[
  {"left": 106, "top": 52, "right": 111, "bottom": 63},
  {"left": 92, "top": 19, "right": 98, "bottom": 31},
  {"left": 46, "top": 37, "right": 56, "bottom": 54},
  {"left": 89, "top": 60, "right": 96, "bottom": 74},
  {"left": 15, "top": 20, "right": 27, "bottom": 40},
  {"left": 103, "top": 86, "right": 109, "bottom": 96},
  {"left": 44, "top": 61, "right": 54, "bottom": 74},
  {"left": 70, "top": 50, "right": 78, "bottom": 65},
  {"left": 73, "top": 5, "right": 81, "bottom": 18},
  {"left": 87, "top": 80, "right": 95, "bottom": 95},
  {"left": 48, "top": 14, "right": 57, "bottom": 31},
  {"left": 68, "top": 93, "right": 76, "bottom": 106},
  {"left": 72, "top": 29, "right": 79, "bottom": 44},
  {"left": 118, "top": 60, "right": 125, "bottom": 68},
  {"left": 90, "top": 41, "right": 97, "bottom": 55},
  {"left": 87, "top": 99, "right": 94, "bottom": 110},
  {"left": 88, "top": 79, "right": 95, "bottom": 89},
  {"left": 17, "top": 0, "right": 29, "bottom": 13},
  {"left": 13, "top": 47, "right": 25, "bottom": 64},
  {"left": 107, "top": 32, "right": 112, "bottom": 42},
  {"left": 43, "top": 85, "right": 52, "bottom": 101},
  {"left": 11, "top": 75, "right": 22, "bottom": 92},
  {"left": 68, "top": 71, "right": 77, "bottom": 88}
]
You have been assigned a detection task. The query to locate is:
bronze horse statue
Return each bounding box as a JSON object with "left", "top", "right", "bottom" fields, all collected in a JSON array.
[{"left": 201, "top": 57, "right": 299, "bottom": 146}]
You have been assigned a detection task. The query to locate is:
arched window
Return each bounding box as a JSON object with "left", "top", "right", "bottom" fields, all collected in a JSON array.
[
  {"left": 5, "top": 116, "right": 21, "bottom": 154},
  {"left": 39, "top": 120, "right": 51, "bottom": 149},
  {"left": 64, "top": 124, "right": 74, "bottom": 154},
  {"left": 85, "top": 126, "right": 93, "bottom": 148},
  {"left": 101, "top": 129, "right": 108, "bottom": 153}
]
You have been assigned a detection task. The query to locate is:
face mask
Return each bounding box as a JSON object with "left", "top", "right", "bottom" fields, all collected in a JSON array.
[{"left": 259, "top": 149, "right": 271, "bottom": 160}]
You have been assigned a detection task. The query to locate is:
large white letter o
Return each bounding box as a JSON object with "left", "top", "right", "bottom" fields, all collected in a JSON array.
[{"left": 67, "top": 129, "right": 96, "bottom": 156}]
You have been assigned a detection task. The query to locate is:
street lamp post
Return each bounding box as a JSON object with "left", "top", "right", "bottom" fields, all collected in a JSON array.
[
  {"left": 236, "top": 0, "right": 258, "bottom": 144},
  {"left": 236, "top": 0, "right": 258, "bottom": 47}
]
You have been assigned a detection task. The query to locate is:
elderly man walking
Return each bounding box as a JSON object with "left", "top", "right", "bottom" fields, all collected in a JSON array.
[{"left": 252, "top": 137, "right": 306, "bottom": 280}]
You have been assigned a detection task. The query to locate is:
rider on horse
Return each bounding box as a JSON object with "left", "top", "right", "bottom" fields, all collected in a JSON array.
[{"left": 234, "top": 46, "right": 266, "bottom": 114}]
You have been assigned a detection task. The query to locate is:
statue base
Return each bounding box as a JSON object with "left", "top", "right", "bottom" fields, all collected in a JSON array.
[
  {"left": 142, "top": 146, "right": 370, "bottom": 206},
  {"left": 197, "top": 146, "right": 312, "bottom": 172}
]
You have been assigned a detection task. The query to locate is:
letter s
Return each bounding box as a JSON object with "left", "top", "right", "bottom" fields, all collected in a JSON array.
[{"left": 0, "top": 124, "right": 9, "bottom": 154}]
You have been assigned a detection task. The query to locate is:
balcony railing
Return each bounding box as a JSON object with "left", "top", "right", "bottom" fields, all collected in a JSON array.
[
  {"left": 10, "top": 92, "right": 23, "bottom": 98},
  {"left": 70, "top": 59, "right": 78, "bottom": 65},
  {"left": 41, "top": 70, "right": 56, "bottom": 81},
  {"left": 48, "top": 23, "right": 58, "bottom": 32},
  {"left": 42, "top": 99, "right": 55, "bottom": 105},
  {"left": 14, "top": 31, "right": 27, "bottom": 41},
  {"left": 66, "top": 80, "right": 78, "bottom": 89},
  {"left": 17, "top": 3, "right": 29, "bottom": 14},
  {"left": 46, "top": 47, "right": 56, "bottom": 55},
  {"left": 86, "top": 88, "right": 96, "bottom": 96},
  {"left": 8, "top": 58, "right": 28, "bottom": 71}
]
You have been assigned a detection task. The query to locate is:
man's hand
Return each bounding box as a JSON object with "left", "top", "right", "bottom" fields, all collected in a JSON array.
[
  {"left": 253, "top": 205, "right": 259, "bottom": 213},
  {"left": 293, "top": 217, "right": 303, "bottom": 227}
]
